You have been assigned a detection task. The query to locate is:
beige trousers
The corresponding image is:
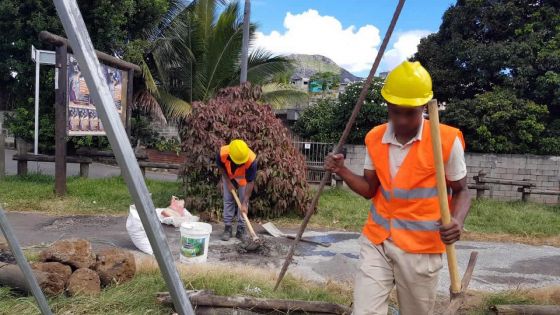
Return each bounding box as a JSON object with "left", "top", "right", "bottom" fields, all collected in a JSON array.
[{"left": 353, "top": 235, "right": 443, "bottom": 315}]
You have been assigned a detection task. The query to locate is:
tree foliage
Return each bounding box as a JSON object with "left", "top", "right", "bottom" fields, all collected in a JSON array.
[
  {"left": 293, "top": 79, "right": 388, "bottom": 144},
  {"left": 181, "top": 83, "right": 311, "bottom": 218},
  {"left": 414, "top": 0, "right": 560, "bottom": 120},
  {"left": 441, "top": 89, "right": 557, "bottom": 154}
]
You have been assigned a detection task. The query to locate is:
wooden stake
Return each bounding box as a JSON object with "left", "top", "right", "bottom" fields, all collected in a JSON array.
[{"left": 55, "top": 44, "right": 68, "bottom": 196}]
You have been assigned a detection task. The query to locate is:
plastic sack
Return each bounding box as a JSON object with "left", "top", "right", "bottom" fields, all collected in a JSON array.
[{"left": 126, "top": 205, "right": 153, "bottom": 255}]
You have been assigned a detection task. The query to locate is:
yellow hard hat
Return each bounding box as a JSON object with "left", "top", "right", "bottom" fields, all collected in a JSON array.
[
  {"left": 229, "top": 139, "right": 250, "bottom": 164},
  {"left": 381, "top": 61, "right": 433, "bottom": 107}
]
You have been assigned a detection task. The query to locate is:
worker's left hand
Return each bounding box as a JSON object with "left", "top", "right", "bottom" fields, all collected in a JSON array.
[{"left": 438, "top": 217, "right": 463, "bottom": 245}]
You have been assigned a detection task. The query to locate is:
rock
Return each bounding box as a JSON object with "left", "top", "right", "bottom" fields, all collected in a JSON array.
[
  {"left": 66, "top": 268, "right": 101, "bottom": 296},
  {"left": 40, "top": 239, "right": 96, "bottom": 269},
  {"left": 0, "top": 262, "right": 65, "bottom": 296},
  {"left": 94, "top": 248, "right": 135, "bottom": 286},
  {"left": 32, "top": 262, "right": 72, "bottom": 284}
]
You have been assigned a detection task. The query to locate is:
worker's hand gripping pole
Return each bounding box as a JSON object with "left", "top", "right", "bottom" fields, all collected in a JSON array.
[{"left": 427, "top": 99, "right": 461, "bottom": 294}]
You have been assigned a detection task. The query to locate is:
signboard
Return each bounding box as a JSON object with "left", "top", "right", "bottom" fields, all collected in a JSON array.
[{"left": 67, "top": 54, "right": 128, "bottom": 136}]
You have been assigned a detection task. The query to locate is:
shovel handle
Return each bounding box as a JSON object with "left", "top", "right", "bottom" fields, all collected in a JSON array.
[
  {"left": 230, "top": 189, "right": 258, "bottom": 240},
  {"left": 428, "top": 100, "right": 461, "bottom": 294}
]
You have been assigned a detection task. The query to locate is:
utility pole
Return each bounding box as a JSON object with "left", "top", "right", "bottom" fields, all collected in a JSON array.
[{"left": 240, "top": 0, "right": 251, "bottom": 84}]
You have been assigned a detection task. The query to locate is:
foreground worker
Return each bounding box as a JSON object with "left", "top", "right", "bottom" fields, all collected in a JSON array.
[
  {"left": 324, "top": 61, "right": 471, "bottom": 315},
  {"left": 217, "top": 139, "right": 257, "bottom": 241}
]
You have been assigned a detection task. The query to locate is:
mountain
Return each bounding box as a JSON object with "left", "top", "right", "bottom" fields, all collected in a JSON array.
[{"left": 286, "top": 54, "right": 361, "bottom": 83}]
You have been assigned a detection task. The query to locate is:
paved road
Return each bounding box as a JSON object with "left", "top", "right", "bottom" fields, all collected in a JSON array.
[
  {"left": 3, "top": 149, "right": 177, "bottom": 181},
  {"left": 4, "top": 211, "right": 560, "bottom": 294}
]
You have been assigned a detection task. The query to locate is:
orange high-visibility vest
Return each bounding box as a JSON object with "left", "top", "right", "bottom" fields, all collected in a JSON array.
[
  {"left": 363, "top": 121, "right": 465, "bottom": 254},
  {"left": 220, "top": 145, "right": 257, "bottom": 187}
]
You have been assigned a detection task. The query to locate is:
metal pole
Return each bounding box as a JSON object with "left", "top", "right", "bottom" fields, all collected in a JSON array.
[
  {"left": 54, "top": 44, "right": 68, "bottom": 196},
  {"left": 34, "top": 51, "right": 40, "bottom": 155},
  {"left": 51, "top": 1, "right": 195, "bottom": 314},
  {"left": 240, "top": 0, "right": 251, "bottom": 84},
  {"left": 274, "top": 0, "right": 407, "bottom": 290},
  {"left": 0, "top": 206, "right": 53, "bottom": 315}
]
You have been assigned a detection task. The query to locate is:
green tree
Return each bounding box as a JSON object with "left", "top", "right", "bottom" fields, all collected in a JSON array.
[
  {"left": 309, "top": 71, "right": 340, "bottom": 92},
  {"left": 294, "top": 79, "right": 388, "bottom": 144},
  {"left": 441, "top": 89, "right": 554, "bottom": 154},
  {"left": 414, "top": 0, "right": 560, "bottom": 120},
  {"left": 142, "top": 0, "right": 307, "bottom": 117}
]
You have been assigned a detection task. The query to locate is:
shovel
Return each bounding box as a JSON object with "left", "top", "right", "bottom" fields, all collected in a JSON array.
[
  {"left": 428, "top": 99, "right": 478, "bottom": 315},
  {"left": 230, "top": 189, "right": 262, "bottom": 251},
  {"left": 262, "top": 222, "right": 331, "bottom": 247}
]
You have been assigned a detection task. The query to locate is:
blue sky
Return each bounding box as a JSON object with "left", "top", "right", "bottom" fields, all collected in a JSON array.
[{"left": 250, "top": 1, "right": 456, "bottom": 76}]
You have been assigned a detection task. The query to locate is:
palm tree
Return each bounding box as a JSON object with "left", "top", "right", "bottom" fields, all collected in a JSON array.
[{"left": 135, "top": 0, "right": 306, "bottom": 121}]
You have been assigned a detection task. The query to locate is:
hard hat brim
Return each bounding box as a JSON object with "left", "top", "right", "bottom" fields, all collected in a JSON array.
[
  {"left": 230, "top": 154, "right": 249, "bottom": 165},
  {"left": 381, "top": 89, "right": 433, "bottom": 107}
]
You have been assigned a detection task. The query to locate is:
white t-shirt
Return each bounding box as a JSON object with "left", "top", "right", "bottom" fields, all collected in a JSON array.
[{"left": 363, "top": 120, "right": 467, "bottom": 181}]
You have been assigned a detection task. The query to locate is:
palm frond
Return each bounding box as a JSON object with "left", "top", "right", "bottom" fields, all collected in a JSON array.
[
  {"left": 157, "top": 90, "right": 193, "bottom": 120},
  {"left": 146, "top": 0, "right": 194, "bottom": 41},
  {"left": 133, "top": 90, "right": 167, "bottom": 124},
  {"left": 260, "top": 83, "right": 309, "bottom": 109},
  {"left": 140, "top": 60, "right": 159, "bottom": 97}
]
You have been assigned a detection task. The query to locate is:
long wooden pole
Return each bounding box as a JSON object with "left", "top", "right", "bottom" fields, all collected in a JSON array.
[
  {"left": 240, "top": 0, "right": 251, "bottom": 84},
  {"left": 428, "top": 100, "right": 461, "bottom": 294},
  {"left": 54, "top": 44, "right": 68, "bottom": 196},
  {"left": 274, "top": 0, "right": 406, "bottom": 290}
]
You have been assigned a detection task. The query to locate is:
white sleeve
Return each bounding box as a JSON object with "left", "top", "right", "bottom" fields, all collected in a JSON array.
[
  {"left": 364, "top": 152, "right": 375, "bottom": 171},
  {"left": 445, "top": 137, "right": 467, "bottom": 181}
]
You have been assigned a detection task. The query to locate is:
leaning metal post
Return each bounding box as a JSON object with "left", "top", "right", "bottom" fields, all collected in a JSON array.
[
  {"left": 0, "top": 206, "right": 53, "bottom": 315},
  {"left": 51, "top": 1, "right": 195, "bottom": 314}
]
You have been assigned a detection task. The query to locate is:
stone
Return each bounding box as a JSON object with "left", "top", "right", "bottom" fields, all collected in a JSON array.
[
  {"left": 66, "top": 268, "right": 101, "bottom": 296},
  {"left": 94, "top": 248, "right": 136, "bottom": 286},
  {"left": 32, "top": 262, "right": 72, "bottom": 284},
  {"left": 40, "top": 239, "right": 96, "bottom": 269}
]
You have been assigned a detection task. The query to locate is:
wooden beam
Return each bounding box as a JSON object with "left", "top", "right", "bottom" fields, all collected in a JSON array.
[
  {"left": 13, "top": 154, "right": 92, "bottom": 164},
  {"left": 0, "top": 132, "right": 5, "bottom": 179},
  {"left": 126, "top": 69, "right": 134, "bottom": 136},
  {"left": 55, "top": 44, "right": 68, "bottom": 196},
  {"left": 39, "top": 31, "right": 141, "bottom": 72}
]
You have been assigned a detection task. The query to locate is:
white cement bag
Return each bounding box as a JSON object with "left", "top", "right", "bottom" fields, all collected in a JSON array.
[{"left": 126, "top": 205, "right": 153, "bottom": 255}]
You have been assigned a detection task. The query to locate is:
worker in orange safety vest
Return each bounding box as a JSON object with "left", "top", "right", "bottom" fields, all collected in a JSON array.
[
  {"left": 324, "top": 61, "right": 471, "bottom": 315},
  {"left": 216, "top": 139, "right": 257, "bottom": 241}
]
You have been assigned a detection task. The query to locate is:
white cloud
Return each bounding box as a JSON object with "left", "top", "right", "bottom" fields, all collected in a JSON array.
[
  {"left": 382, "top": 30, "right": 432, "bottom": 72},
  {"left": 254, "top": 9, "right": 432, "bottom": 76},
  {"left": 254, "top": 9, "right": 381, "bottom": 73}
]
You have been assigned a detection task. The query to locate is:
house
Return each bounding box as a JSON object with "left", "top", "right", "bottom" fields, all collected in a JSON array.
[{"left": 291, "top": 75, "right": 310, "bottom": 90}]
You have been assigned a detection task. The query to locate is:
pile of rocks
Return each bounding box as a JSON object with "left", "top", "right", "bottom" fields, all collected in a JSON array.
[{"left": 0, "top": 239, "right": 135, "bottom": 297}]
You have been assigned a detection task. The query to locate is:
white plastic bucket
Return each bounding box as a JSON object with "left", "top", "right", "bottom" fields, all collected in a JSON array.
[{"left": 179, "top": 222, "right": 212, "bottom": 264}]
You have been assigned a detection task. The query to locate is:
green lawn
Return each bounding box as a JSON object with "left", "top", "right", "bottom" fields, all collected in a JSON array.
[
  {"left": 1, "top": 175, "right": 559, "bottom": 240},
  {"left": 0, "top": 174, "right": 181, "bottom": 215}
]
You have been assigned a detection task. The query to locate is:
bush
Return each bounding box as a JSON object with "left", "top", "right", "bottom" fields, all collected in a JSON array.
[
  {"left": 442, "top": 89, "right": 549, "bottom": 154},
  {"left": 180, "top": 83, "right": 311, "bottom": 218},
  {"left": 5, "top": 106, "right": 55, "bottom": 153},
  {"left": 293, "top": 79, "right": 387, "bottom": 144}
]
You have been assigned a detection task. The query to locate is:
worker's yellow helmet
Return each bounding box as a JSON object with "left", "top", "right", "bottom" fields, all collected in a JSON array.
[
  {"left": 229, "top": 139, "right": 250, "bottom": 164},
  {"left": 381, "top": 61, "right": 433, "bottom": 107}
]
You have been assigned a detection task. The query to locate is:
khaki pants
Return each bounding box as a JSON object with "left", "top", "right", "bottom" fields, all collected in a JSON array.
[{"left": 353, "top": 235, "right": 443, "bottom": 315}]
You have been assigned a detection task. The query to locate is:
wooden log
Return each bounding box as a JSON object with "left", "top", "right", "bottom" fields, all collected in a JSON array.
[
  {"left": 0, "top": 262, "right": 65, "bottom": 295},
  {"left": 156, "top": 291, "right": 352, "bottom": 314},
  {"left": 490, "top": 304, "right": 560, "bottom": 315},
  {"left": 517, "top": 188, "right": 560, "bottom": 196},
  {"left": 55, "top": 44, "right": 68, "bottom": 196},
  {"left": 75, "top": 148, "right": 147, "bottom": 160},
  {"left": 138, "top": 161, "right": 181, "bottom": 170},
  {"left": 13, "top": 154, "right": 92, "bottom": 164},
  {"left": 476, "top": 177, "right": 535, "bottom": 187}
]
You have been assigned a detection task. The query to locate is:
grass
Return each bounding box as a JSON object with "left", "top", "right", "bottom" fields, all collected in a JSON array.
[
  {"left": 0, "top": 257, "right": 352, "bottom": 315},
  {"left": 278, "top": 187, "right": 560, "bottom": 244},
  {"left": 1, "top": 175, "right": 558, "bottom": 243},
  {"left": 0, "top": 174, "right": 181, "bottom": 215}
]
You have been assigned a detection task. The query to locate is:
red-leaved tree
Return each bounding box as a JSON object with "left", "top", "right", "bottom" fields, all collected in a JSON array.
[{"left": 180, "top": 83, "right": 311, "bottom": 218}]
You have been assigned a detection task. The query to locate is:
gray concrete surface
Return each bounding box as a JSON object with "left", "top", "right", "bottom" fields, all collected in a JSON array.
[
  {"left": 3, "top": 149, "right": 177, "bottom": 181},
  {"left": 4, "top": 212, "right": 560, "bottom": 294}
]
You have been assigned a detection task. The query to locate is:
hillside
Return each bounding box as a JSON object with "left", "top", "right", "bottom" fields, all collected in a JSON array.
[{"left": 286, "top": 54, "right": 361, "bottom": 82}]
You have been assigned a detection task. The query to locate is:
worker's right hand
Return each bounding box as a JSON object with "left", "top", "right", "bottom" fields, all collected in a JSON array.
[{"left": 324, "top": 153, "right": 345, "bottom": 173}]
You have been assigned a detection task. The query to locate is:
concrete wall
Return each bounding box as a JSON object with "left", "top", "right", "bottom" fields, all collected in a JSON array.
[
  {"left": 343, "top": 145, "right": 560, "bottom": 204},
  {"left": 150, "top": 121, "right": 180, "bottom": 139}
]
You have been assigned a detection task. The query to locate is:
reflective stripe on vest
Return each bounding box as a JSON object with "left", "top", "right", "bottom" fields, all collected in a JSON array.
[
  {"left": 370, "top": 204, "right": 439, "bottom": 232},
  {"left": 381, "top": 186, "right": 452, "bottom": 201}
]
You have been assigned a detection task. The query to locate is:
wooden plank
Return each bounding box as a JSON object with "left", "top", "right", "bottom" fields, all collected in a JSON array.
[
  {"left": 55, "top": 44, "right": 68, "bottom": 196},
  {"left": 156, "top": 291, "right": 352, "bottom": 315},
  {"left": 39, "top": 31, "right": 141, "bottom": 72},
  {"left": 13, "top": 154, "right": 92, "bottom": 164},
  {"left": 490, "top": 304, "right": 560, "bottom": 315},
  {"left": 518, "top": 188, "right": 560, "bottom": 196},
  {"left": 125, "top": 69, "right": 134, "bottom": 137},
  {"left": 138, "top": 161, "right": 181, "bottom": 169},
  {"left": 76, "top": 147, "right": 147, "bottom": 160},
  {"left": 478, "top": 178, "right": 535, "bottom": 187},
  {"left": 79, "top": 163, "right": 89, "bottom": 178}
]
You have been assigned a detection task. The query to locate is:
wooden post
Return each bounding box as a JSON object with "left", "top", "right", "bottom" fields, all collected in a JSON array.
[
  {"left": 126, "top": 69, "right": 134, "bottom": 137},
  {"left": 16, "top": 138, "right": 28, "bottom": 176},
  {"left": 55, "top": 44, "right": 68, "bottom": 196},
  {"left": 0, "top": 131, "right": 5, "bottom": 179},
  {"left": 521, "top": 179, "right": 531, "bottom": 202},
  {"left": 79, "top": 163, "right": 89, "bottom": 178},
  {"left": 475, "top": 170, "right": 486, "bottom": 199}
]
